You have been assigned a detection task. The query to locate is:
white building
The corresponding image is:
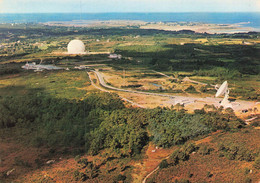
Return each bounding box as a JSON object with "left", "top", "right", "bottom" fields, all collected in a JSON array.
[
  {"left": 67, "top": 40, "right": 86, "bottom": 54},
  {"left": 108, "top": 54, "right": 122, "bottom": 59},
  {"left": 74, "top": 65, "right": 87, "bottom": 70}
]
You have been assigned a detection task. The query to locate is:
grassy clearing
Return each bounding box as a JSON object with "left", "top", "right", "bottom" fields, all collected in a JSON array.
[{"left": 0, "top": 70, "right": 90, "bottom": 99}]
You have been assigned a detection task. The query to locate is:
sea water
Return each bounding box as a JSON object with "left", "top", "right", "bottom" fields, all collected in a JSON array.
[{"left": 0, "top": 13, "right": 259, "bottom": 29}]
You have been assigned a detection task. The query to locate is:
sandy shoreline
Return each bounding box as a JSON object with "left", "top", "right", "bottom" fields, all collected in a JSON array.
[{"left": 42, "top": 20, "right": 259, "bottom": 34}]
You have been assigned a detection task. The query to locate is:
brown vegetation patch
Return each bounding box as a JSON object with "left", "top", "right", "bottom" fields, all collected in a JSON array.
[
  {"left": 0, "top": 140, "right": 49, "bottom": 182},
  {"left": 147, "top": 128, "right": 260, "bottom": 183}
]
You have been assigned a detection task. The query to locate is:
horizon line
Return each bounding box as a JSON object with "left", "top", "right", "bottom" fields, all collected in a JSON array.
[{"left": 1, "top": 11, "right": 260, "bottom": 14}]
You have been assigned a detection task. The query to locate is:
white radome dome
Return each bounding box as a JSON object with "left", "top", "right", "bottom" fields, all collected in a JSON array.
[{"left": 67, "top": 40, "right": 85, "bottom": 54}]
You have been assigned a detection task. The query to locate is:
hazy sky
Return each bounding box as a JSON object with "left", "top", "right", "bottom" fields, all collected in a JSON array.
[{"left": 0, "top": 0, "right": 260, "bottom": 13}]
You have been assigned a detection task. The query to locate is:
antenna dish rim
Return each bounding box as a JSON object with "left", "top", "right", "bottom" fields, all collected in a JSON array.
[{"left": 215, "top": 81, "right": 228, "bottom": 97}]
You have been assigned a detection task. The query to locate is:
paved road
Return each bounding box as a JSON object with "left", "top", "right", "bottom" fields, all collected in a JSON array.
[
  {"left": 183, "top": 76, "right": 216, "bottom": 87},
  {"left": 89, "top": 70, "right": 177, "bottom": 182},
  {"left": 91, "top": 70, "right": 216, "bottom": 107},
  {"left": 151, "top": 70, "right": 171, "bottom": 78},
  {"left": 90, "top": 70, "right": 256, "bottom": 112},
  {"left": 89, "top": 70, "right": 257, "bottom": 183},
  {"left": 87, "top": 71, "right": 144, "bottom": 108},
  {"left": 92, "top": 70, "right": 176, "bottom": 98}
]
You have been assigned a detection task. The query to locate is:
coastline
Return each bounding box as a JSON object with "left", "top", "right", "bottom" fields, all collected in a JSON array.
[{"left": 41, "top": 20, "right": 259, "bottom": 34}]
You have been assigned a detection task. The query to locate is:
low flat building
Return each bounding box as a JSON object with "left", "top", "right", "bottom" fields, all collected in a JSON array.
[{"left": 108, "top": 54, "right": 122, "bottom": 59}]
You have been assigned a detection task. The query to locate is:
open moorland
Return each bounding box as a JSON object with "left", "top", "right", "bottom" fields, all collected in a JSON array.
[{"left": 0, "top": 23, "right": 259, "bottom": 183}]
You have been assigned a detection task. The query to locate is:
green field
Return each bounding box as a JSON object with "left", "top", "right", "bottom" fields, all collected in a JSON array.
[{"left": 0, "top": 70, "right": 90, "bottom": 99}]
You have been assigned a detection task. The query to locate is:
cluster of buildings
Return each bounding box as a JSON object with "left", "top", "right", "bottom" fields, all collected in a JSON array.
[{"left": 21, "top": 39, "right": 122, "bottom": 72}]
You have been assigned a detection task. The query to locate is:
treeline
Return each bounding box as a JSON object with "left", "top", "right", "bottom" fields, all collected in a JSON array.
[
  {"left": 0, "top": 63, "right": 23, "bottom": 76},
  {"left": 0, "top": 91, "right": 244, "bottom": 157},
  {"left": 0, "top": 92, "right": 124, "bottom": 146},
  {"left": 193, "top": 67, "right": 242, "bottom": 79},
  {"left": 116, "top": 43, "right": 260, "bottom": 78},
  {"left": 0, "top": 91, "right": 149, "bottom": 157},
  {"left": 1, "top": 25, "right": 259, "bottom": 42},
  {"left": 148, "top": 106, "right": 243, "bottom": 147}
]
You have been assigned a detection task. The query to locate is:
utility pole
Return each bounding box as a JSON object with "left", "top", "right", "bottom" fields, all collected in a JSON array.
[{"left": 123, "top": 69, "right": 126, "bottom": 87}]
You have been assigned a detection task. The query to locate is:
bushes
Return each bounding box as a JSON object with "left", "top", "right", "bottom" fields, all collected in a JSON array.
[
  {"left": 85, "top": 166, "right": 99, "bottom": 179},
  {"left": 206, "top": 171, "right": 213, "bottom": 178},
  {"left": 253, "top": 155, "right": 260, "bottom": 169},
  {"left": 217, "top": 143, "right": 254, "bottom": 162},
  {"left": 198, "top": 145, "right": 214, "bottom": 155},
  {"left": 182, "top": 143, "right": 197, "bottom": 155},
  {"left": 14, "top": 157, "right": 31, "bottom": 167},
  {"left": 0, "top": 64, "right": 22, "bottom": 76},
  {"left": 74, "top": 158, "right": 100, "bottom": 180},
  {"left": 159, "top": 159, "right": 169, "bottom": 169},
  {"left": 185, "top": 85, "right": 198, "bottom": 93},
  {"left": 244, "top": 167, "right": 250, "bottom": 175},
  {"left": 168, "top": 150, "right": 179, "bottom": 165},
  {"left": 193, "top": 67, "right": 242, "bottom": 80},
  {"left": 114, "top": 174, "right": 126, "bottom": 181},
  {"left": 77, "top": 158, "right": 89, "bottom": 168},
  {"left": 73, "top": 170, "right": 88, "bottom": 181},
  {"left": 87, "top": 108, "right": 150, "bottom": 157},
  {"left": 245, "top": 177, "right": 252, "bottom": 183},
  {"left": 250, "top": 120, "right": 260, "bottom": 127},
  {"left": 148, "top": 106, "right": 243, "bottom": 148},
  {"left": 84, "top": 92, "right": 125, "bottom": 110},
  {"left": 232, "top": 87, "right": 259, "bottom": 100},
  {"left": 148, "top": 110, "right": 211, "bottom": 147},
  {"left": 167, "top": 143, "right": 197, "bottom": 166},
  {"left": 174, "top": 179, "right": 190, "bottom": 183}
]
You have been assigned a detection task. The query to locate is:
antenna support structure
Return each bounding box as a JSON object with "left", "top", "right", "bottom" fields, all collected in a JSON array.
[{"left": 215, "top": 81, "right": 232, "bottom": 108}]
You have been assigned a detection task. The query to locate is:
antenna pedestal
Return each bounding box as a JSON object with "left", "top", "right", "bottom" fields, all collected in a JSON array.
[{"left": 220, "top": 90, "right": 232, "bottom": 108}]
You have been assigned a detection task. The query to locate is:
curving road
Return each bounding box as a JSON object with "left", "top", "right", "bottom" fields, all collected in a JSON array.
[
  {"left": 87, "top": 71, "right": 145, "bottom": 108},
  {"left": 88, "top": 70, "right": 257, "bottom": 183},
  {"left": 92, "top": 70, "right": 176, "bottom": 98},
  {"left": 89, "top": 70, "right": 175, "bottom": 182}
]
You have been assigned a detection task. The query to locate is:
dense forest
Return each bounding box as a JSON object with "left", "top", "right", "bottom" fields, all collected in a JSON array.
[{"left": 0, "top": 89, "right": 244, "bottom": 158}]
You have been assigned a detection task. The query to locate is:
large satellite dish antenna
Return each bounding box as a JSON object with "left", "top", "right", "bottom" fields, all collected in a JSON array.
[
  {"left": 215, "top": 81, "right": 228, "bottom": 97},
  {"left": 215, "top": 81, "right": 232, "bottom": 108}
]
